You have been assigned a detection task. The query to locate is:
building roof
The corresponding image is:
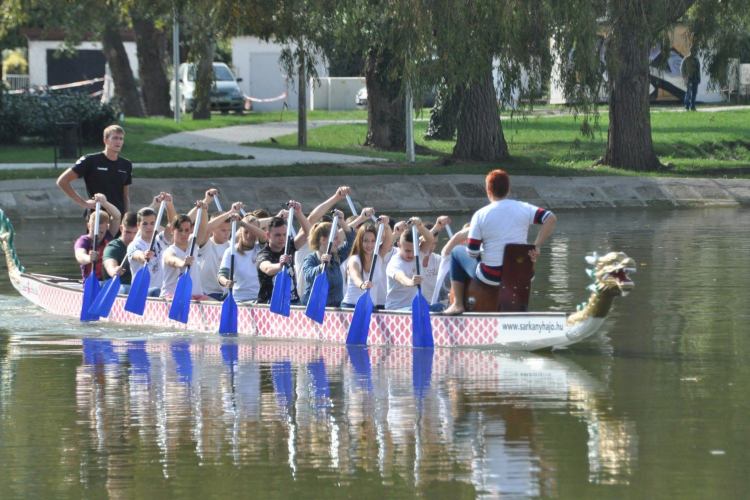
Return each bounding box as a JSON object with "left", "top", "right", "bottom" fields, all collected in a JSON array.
[{"left": 22, "top": 28, "right": 136, "bottom": 42}]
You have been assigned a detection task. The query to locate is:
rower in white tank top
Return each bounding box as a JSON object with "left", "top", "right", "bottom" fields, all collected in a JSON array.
[{"left": 341, "top": 254, "right": 386, "bottom": 306}]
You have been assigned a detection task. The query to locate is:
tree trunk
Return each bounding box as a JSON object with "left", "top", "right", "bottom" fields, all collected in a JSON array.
[
  {"left": 599, "top": 25, "right": 661, "bottom": 170},
  {"left": 101, "top": 21, "right": 145, "bottom": 118},
  {"left": 297, "top": 48, "right": 307, "bottom": 147},
  {"left": 452, "top": 66, "right": 508, "bottom": 161},
  {"left": 131, "top": 13, "right": 171, "bottom": 117},
  {"left": 192, "top": 37, "right": 215, "bottom": 120},
  {"left": 364, "top": 49, "right": 405, "bottom": 151},
  {"left": 425, "top": 80, "right": 463, "bottom": 141}
]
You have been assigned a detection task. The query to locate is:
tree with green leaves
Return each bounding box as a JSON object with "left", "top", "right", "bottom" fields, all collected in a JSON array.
[
  {"left": 552, "top": 0, "right": 750, "bottom": 171},
  {"left": 0, "top": 0, "right": 145, "bottom": 117}
]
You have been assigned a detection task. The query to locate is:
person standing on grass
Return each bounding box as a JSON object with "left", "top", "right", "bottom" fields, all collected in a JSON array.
[
  {"left": 680, "top": 50, "right": 701, "bottom": 111},
  {"left": 56, "top": 124, "right": 132, "bottom": 218}
]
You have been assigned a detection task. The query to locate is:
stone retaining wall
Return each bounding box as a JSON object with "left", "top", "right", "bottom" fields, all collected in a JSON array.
[{"left": 1, "top": 175, "right": 749, "bottom": 219}]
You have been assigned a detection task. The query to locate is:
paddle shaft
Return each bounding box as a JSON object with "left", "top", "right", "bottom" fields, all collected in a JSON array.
[
  {"left": 280, "top": 204, "right": 294, "bottom": 268},
  {"left": 148, "top": 201, "right": 167, "bottom": 255},
  {"left": 184, "top": 206, "right": 203, "bottom": 272},
  {"left": 411, "top": 224, "right": 422, "bottom": 291},
  {"left": 366, "top": 223, "right": 386, "bottom": 281},
  {"left": 229, "top": 219, "right": 237, "bottom": 282},
  {"left": 89, "top": 201, "right": 101, "bottom": 273},
  {"left": 319, "top": 216, "right": 339, "bottom": 274},
  {"left": 345, "top": 194, "right": 378, "bottom": 222},
  {"left": 213, "top": 194, "right": 223, "bottom": 212},
  {"left": 445, "top": 224, "right": 454, "bottom": 238}
]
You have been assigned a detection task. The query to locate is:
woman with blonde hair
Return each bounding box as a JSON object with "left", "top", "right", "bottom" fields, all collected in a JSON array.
[
  {"left": 340, "top": 216, "right": 393, "bottom": 309},
  {"left": 300, "top": 209, "right": 355, "bottom": 307},
  {"left": 218, "top": 213, "right": 268, "bottom": 303}
]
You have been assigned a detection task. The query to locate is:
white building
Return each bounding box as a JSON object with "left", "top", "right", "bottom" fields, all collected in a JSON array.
[
  {"left": 231, "top": 36, "right": 328, "bottom": 111},
  {"left": 24, "top": 29, "right": 138, "bottom": 92}
]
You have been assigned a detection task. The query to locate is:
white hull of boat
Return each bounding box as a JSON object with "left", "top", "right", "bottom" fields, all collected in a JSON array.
[{"left": 11, "top": 272, "right": 589, "bottom": 350}]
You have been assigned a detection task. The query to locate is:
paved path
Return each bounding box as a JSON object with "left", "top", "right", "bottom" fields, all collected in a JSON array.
[{"left": 0, "top": 121, "right": 383, "bottom": 171}]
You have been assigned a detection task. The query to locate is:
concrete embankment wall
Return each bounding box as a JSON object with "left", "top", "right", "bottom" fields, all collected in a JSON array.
[{"left": 1, "top": 175, "right": 750, "bottom": 219}]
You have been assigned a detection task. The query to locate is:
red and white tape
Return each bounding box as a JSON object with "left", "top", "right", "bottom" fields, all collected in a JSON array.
[
  {"left": 7, "top": 77, "right": 105, "bottom": 94},
  {"left": 243, "top": 91, "right": 288, "bottom": 109}
]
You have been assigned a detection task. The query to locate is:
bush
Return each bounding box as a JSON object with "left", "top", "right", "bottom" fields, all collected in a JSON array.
[
  {"left": 0, "top": 89, "right": 119, "bottom": 144},
  {"left": 2, "top": 51, "right": 28, "bottom": 75}
]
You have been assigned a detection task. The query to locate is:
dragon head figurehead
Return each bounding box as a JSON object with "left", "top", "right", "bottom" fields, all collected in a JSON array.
[
  {"left": 588, "top": 251, "right": 636, "bottom": 296},
  {"left": 567, "top": 251, "right": 636, "bottom": 326}
]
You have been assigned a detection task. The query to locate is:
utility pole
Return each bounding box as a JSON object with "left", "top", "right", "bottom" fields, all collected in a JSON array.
[
  {"left": 405, "top": 87, "right": 415, "bottom": 162},
  {"left": 173, "top": 6, "right": 181, "bottom": 123}
]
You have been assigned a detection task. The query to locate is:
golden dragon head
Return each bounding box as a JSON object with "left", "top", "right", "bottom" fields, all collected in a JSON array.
[{"left": 585, "top": 251, "right": 636, "bottom": 296}]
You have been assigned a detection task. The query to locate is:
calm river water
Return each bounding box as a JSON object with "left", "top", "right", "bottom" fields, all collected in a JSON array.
[{"left": 1, "top": 208, "right": 749, "bottom": 499}]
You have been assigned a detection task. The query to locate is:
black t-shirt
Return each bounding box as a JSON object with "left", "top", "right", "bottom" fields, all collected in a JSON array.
[
  {"left": 72, "top": 152, "right": 132, "bottom": 217},
  {"left": 256, "top": 236, "right": 299, "bottom": 304}
]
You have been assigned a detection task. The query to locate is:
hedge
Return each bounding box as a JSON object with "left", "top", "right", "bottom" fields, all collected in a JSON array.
[{"left": 0, "top": 89, "right": 119, "bottom": 144}]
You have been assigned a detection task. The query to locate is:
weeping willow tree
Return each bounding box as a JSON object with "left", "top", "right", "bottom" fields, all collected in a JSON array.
[{"left": 551, "top": 0, "right": 750, "bottom": 171}]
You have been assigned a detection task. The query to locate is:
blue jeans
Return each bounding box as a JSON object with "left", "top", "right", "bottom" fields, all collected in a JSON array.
[
  {"left": 685, "top": 80, "right": 699, "bottom": 109},
  {"left": 340, "top": 302, "right": 356, "bottom": 308},
  {"left": 450, "top": 246, "right": 479, "bottom": 283},
  {"left": 207, "top": 292, "right": 226, "bottom": 301},
  {"left": 147, "top": 287, "right": 160, "bottom": 297},
  {"left": 118, "top": 284, "right": 131, "bottom": 295}
]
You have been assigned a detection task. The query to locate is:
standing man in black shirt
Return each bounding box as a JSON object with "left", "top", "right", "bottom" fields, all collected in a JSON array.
[{"left": 56, "top": 124, "right": 132, "bottom": 217}]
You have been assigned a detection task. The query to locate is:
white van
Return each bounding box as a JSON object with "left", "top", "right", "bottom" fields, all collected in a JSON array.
[{"left": 170, "top": 62, "right": 245, "bottom": 114}]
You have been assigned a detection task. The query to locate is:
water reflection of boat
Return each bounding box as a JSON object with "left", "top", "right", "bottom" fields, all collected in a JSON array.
[
  {"left": 4, "top": 337, "right": 639, "bottom": 493},
  {"left": 1, "top": 210, "right": 635, "bottom": 350}
]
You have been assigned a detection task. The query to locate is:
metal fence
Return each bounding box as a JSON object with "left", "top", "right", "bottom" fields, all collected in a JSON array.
[{"left": 3, "top": 74, "right": 30, "bottom": 91}]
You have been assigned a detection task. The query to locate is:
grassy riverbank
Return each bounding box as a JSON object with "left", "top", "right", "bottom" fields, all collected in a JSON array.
[
  {"left": 0, "top": 109, "right": 371, "bottom": 164},
  {"left": 1, "top": 107, "right": 749, "bottom": 180},
  {"left": 248, "top": 109, "right": 750, "bottom": 178}
]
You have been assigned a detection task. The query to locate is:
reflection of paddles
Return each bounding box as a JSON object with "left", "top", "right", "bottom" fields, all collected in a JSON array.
[{"left": 450, "top": 244, "right": 535, "bottom": 313}]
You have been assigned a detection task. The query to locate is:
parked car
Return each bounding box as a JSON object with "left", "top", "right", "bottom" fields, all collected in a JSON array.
[
  {"left": 170, "top": 62, "right": 244, "bottom": 114},
  {"left": 354, "top": 86, "right": 435, "bottom": 109},
  {"left": 355, "top": 87, "right": 368, "bottom": 108}
]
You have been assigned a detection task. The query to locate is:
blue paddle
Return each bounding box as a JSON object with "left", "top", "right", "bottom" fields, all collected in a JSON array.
[
  {"left": 411, "top": 224, "right": 434, "bottom": 348},
  {"left": 124, "top": 200, "right": 166, "bottom": 315},
  {"left": 269, "top": 205, "right": 295, "bottom": 317},
  {"left": 88, "top": 255, "right": 126, "bottom": 318},
  {"left": 80, "top": 201, "right": 101, "bottom": 322},
  {"left": 346, "top": 222, "right": 385, "bottom": 345},
  {"left": 305, "top": 215, "right": 339, "bottom": 324},
  {"left": 219, "top": 219, "right": 239, "bottom": 335},
  {"left": 169, "top": 207, "right": 203, "bottom": 324}
]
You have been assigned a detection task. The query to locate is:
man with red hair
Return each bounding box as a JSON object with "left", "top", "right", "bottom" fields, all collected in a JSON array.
[{"left": 443, "top": 169, "right": 556, "bottom": 315}]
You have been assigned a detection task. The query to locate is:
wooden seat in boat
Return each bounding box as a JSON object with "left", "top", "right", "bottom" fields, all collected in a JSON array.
[{"left": 452, "top": 244, "right": 535, "bottom": 313}]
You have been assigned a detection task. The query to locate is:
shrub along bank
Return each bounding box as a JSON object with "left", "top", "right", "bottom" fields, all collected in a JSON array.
[{"left": 0, "top": 90, "right": 119, "bottom": 144}]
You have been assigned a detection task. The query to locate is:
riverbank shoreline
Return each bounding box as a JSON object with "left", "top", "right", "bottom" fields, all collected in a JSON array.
[{"left": 0, "top": 174, "right": 748, "bottom": 219}]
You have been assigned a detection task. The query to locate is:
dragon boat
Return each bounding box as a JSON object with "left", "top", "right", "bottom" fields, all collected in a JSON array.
[{"left": 0, "top": 209, "right": 635, "bottom": 350}]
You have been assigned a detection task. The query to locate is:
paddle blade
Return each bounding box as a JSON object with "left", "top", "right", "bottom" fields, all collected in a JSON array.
[
  {"left": 269, "top": 268, "right": 291, "bottom": 317},
  {"left": 124, "top": 266, "right": 151, "bottom": 315},
  {"left": 219, "top": 290, "right": 239, "bottom": 335},
  {"left": 88, "top": 275, "right": 121, "bottom": 318},
  {"left": 80, "top": 274, "right": 101, "bottom": 322},
  {"left": 305, "top": 272, "right": 329, "bottom": 324},
  {"left": 346, "top": 290, "right": 373, "bottom": 345},
  {"left": 411, "top": 290, "right": 434, "bottom": 348},
  {"left": 169, "top": 273, "right": 193, "bottom": 323}
]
